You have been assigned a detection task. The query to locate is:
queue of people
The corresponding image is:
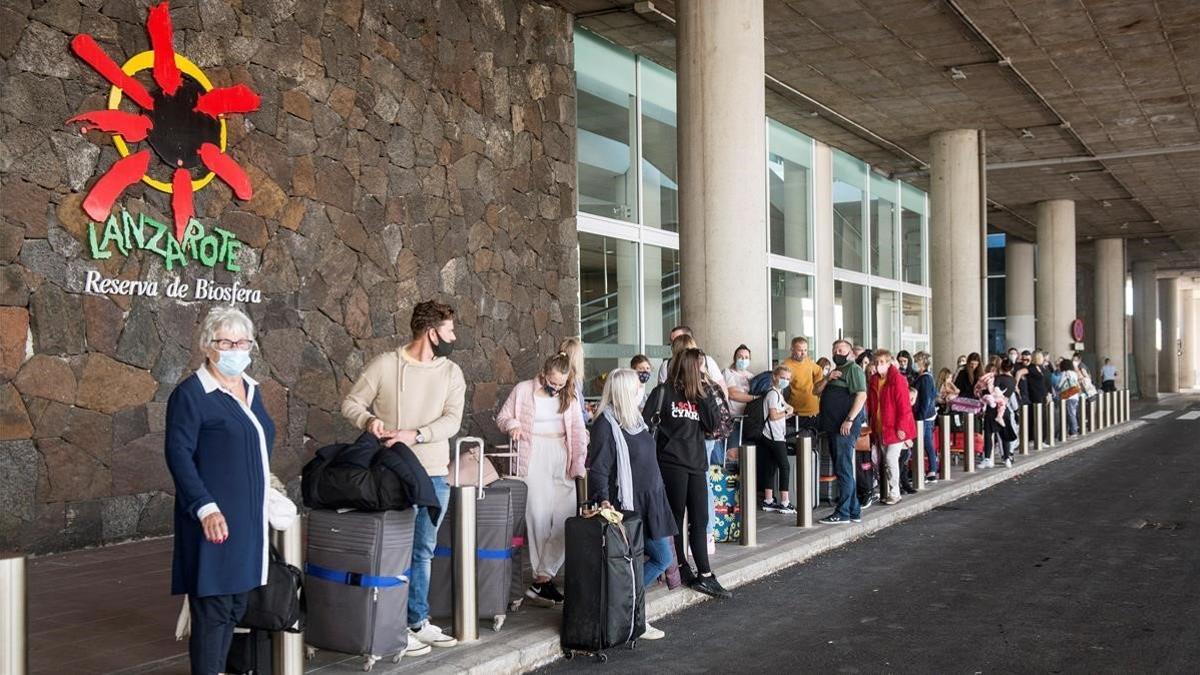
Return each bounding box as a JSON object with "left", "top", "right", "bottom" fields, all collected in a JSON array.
[{"left": 165, "top": 300, "right": 1121, "bottom": 670}]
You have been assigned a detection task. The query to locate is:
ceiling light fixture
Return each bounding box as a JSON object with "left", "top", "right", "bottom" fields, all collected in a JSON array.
[
  {"left": 1068, "top": 174, "right": 1080, "bottom": 182},
  {"left": 1102, "top": 200, "right": 1112, "bottom": 207},
  {"left": 1020, "top": 128, "right": 1035, "bottom": 139},
  {"left": 949, "top": 67, "right": 967, "bottom": 80}
]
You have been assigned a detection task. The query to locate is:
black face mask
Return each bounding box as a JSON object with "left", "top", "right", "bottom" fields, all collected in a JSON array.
[
  {"left": 543, "top": 384, "right": 561, "bottom": 397},
  {"left": 833, "top": 354, "right": 849, "bottom": 366},
  {"left": 430, "top": 332, "right": 454, "bottom": 358},
  {"left": 637, "top": 371, "right": 651, "bottom": 384}
]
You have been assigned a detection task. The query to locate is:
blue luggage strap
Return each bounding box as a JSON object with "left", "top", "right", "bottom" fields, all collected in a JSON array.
[
  {"left": 305, "top": 562, "right": 411, "bottom": 587},
  {"left": 432, "top": 545, "right": 516, "bottom": 560}
]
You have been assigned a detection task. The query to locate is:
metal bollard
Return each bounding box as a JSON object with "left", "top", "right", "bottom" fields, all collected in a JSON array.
[
  {"left": 939, "top": 415, "right": 952, "bottom": 481},
  {"left": 1018, "top": 405, "right": 1029, "bottom": 455},
  {"left": 740, "top": 443, "right": 757, "bottom": 546},
  {"left": 272, "top": 519, "right": 305, "bottom": 675},
  {"left": 1035, "top": 403, "right": 1044, "bottom": 450},
  {"left": 796, "top": 436, "right": 813, "bottom": 528},
  {"left": 1080, "top": 396, "right": 1088, "bottom": 435},
  {"left": 1124, "top": 389, "right": 1130, "bottom": 423},
  {"left": 1047, "top": 401, "right": 1057, "bottom": 447},
  {"left": 914, "top": 421, "right": 926, "bottom": 491},
  {"left": 452, "top": 485, "right": 479, "bottom": 643},
  {"left": 964, "top": 414, "right": 976, "bottom": 472},
  {"left": 0, "top": 556, "right": 27, "bottom": 675}
]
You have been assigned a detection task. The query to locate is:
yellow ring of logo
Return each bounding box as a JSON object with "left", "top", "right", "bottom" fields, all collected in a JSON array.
[{"left": 106, "top": 50, "right": 228, "bottom": 194}]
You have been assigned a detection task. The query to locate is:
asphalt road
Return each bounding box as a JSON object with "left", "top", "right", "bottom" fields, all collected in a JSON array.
[{"left": 542, "top": 399, "right": 1200, "bottom": 674}]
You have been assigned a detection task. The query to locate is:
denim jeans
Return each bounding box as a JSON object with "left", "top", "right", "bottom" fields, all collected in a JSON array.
[
  {"left": 408, "top": 476, "right": 450, "bottom": 627},
  {"left": 643, "top": 536, "right": 673, "bottom": 588},
  {"left": 923, "top": 419, "right": 938, "bottom": 475},
  {"left": 1066, "top": 397, "right": 1080, "bottom": 436},
  {"left": 830, "top": 416, "right": 864, "bottom": 519}
]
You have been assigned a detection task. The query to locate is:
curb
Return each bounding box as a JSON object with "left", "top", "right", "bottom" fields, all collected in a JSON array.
[{"left": 371, "top": 421, "right": 1145, "bottom": 674}]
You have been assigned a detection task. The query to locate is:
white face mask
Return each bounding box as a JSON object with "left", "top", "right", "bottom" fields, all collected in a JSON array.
[
  {"left": 777, "top": 379, "right": 790, "bottom": 391},
  {"left": 216, "top": 350, "right": 251, "bottom": 377}
]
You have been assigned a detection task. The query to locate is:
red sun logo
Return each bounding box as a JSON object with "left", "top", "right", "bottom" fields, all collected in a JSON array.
[{"left": 66, "top": 2, "right": 261, "bottom": 242}]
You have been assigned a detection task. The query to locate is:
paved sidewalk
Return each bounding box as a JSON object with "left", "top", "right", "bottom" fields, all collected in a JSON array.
[{"left": 28, "top": 418, "right": 1142, "bottom": 674}]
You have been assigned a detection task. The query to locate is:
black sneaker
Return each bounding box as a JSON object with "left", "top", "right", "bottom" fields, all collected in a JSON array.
[
  {"left": 849, "top": 514, "right": 862, "bottom": 523},
  {"left": 819, "top": 514, "right": 851, "bottom": 525},
  {"left": 690, "top": 574, "right": 732, "bottom": 599},
  {"left": 925, "top": 473, "right": 939, "bottom": 483},
  {"left": 525, "top": 580, "right": 563, "bottom": 606},
  {"left": 760, "top": 499, "right": 780, "bottom": 512},
  {"left": 861, "top": 495, "right": 877, "bottom": 510},
  {"left": 679, "top": 565, "right": 697, "bottom": 587},
  {"left": 777, "top": 502, "right": 797, "bottom": 515},
  {"left": 901, "top": 484, "right": 917, "bottom": 495}
]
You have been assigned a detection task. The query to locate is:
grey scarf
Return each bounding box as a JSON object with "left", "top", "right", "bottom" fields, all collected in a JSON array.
[{"left": 602, "top": 409, "right": 642, "bottom": 511}]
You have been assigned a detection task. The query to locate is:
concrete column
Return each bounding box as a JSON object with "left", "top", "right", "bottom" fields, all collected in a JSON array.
[
  {"left": 677, "top": 0, "right": 770, "bottom": 366},
  {"left": 1180, "top": 287, "right": 1196, "bottom": 390},
  {"left": 929, "top": 129, "right": 982, "bottom": 370},
  {"left": 1035, "top": 200, "right": 1077, "bottom": 360},
  {"left": 615, "top": 240, "right": 639, "bottom": 346},
  {"left": 812, "top": 143, "right": 836, "bottom": 352},
  {"left": 1005, "top": 239, "right": 1036, "bottom": 351},
  {"left": 1093, "top": 238, "right": 1126, "bottom": 389},
  {"left": 1132, "top": 262, "right": 1158, "bottom": 399},
  {"left": 1158, "top": 277, "right": 1180, "bottom": 393}
]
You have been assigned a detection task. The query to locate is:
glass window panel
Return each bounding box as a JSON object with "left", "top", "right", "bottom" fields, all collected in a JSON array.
[
  {"left": 901, "top": 206, "right": 924, "bottom": 285},
  {"left": 770, "top": 269, "right": 815, "bottom": 362},
  {"left": 987, "top": 277, "right": 1006, "bottom": 318},
  {"left": 640, "top": 59, "right": 678, "bottom": 232},
  {"left": 871, "top": 288, "right": 899, "bottom": 350},
  {"left": 900, "top": 182, "right": 926, "bottom": 214},
  {"left": 869, "top": 174, "right": 897, "bottom": 279},
  {"left": 643, "top": 243, "right": 681, "bottom": 366},
  {"left": 834, "top": 280, "right": 867, "bottom": 347},
  {"left": 575, "top": 30, "right": 637, "bottom": 222},
  {"left": 580, "top": 233, "right": 641, "bottom": 398},
  {"left": 768, "top": 120, "right": 812, "bottom": 261},
  {"left": 902, "top": 294, "right": 928, "bottom": 353},
  {"left": 987, "top": 232, "right": 1006, "bottom": 274},
  {"left": 833, "top": 151, "right": 866, "bottom": 273},
  {"left": 988, "top": 319, "right": 1007, "bottom": 357}
]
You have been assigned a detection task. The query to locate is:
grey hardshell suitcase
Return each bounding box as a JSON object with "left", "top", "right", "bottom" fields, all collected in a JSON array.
[
  {"left": 429, "top": 439, "right": 528, "bottom": 631},
  {"left": 304, "top": 508, "right": 416, "bottom": 671}
]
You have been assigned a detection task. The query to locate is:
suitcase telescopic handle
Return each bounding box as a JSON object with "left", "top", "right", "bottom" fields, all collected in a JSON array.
[
  {"left": 493, "top": 437, "right": 522, "bottom": 477},
  {"left": 455, "top": 436, "right": 486, "bottom": 499}
]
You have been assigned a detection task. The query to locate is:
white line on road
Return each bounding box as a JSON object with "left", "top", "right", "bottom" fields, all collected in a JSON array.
[
  {"left": 1178, "top": 411, "right": 1200, "bottom": 421},
  {"left": 1141, "top": 411, "right": 1173, "bottom": 419}
]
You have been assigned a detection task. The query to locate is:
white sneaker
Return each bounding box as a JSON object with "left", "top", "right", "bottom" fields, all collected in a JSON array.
[
  {"left": 642, "top": 623, "right": 665, "bottom": 640},
  {"left": 403, "top": 640, "right": 432, "bottom": 656},
  {"left": 409, "top": 621, "right": 458, "bottom": 648},
  {"left": 1004, "top": 458, "right": 1013, "bottom": 468},
  {"left": 978, "top": 458, "right": 993, "bottom": 469}
]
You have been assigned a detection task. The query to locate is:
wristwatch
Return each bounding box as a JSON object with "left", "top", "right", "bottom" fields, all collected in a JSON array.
[{"left": 415, "top": 431, "right": 426, "bottom": 444}]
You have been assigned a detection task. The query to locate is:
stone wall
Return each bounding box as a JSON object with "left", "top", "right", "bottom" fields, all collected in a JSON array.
[{"left": 0, "top": 0, "right": 578, "bottom": 554}]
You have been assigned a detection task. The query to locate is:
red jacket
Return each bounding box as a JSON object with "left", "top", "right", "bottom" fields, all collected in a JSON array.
[{"left": 866, "top": 366, "right": 918, "bottom": 446}]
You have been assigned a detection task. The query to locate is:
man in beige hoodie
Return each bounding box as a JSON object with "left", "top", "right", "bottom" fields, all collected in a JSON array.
[{"left": 342, "top": 300, "right": 466, "bottom": 653}]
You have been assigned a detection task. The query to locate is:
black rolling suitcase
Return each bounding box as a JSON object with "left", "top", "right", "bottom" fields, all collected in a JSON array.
[{"left": 561, "top": 510, "right": 645, "bottom": 662}]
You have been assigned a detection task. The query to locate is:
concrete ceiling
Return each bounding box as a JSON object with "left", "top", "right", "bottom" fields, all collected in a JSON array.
[{"left": 553, "top": 0, "right": 1200, "bottom": 273}]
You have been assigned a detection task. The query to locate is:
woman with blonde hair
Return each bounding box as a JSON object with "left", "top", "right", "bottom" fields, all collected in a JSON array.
[
  {"left": 557, "top": 337, "right": 589, "bottom": 424},
  {"left": 496, "top": 352, "right": 588, "bottom": 606},
  {"left": 587, "top": 369, "right": 677, "bottom": 640}
]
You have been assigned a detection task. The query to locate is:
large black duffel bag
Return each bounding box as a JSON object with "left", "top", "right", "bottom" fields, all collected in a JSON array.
[
  {"left": 561, "top": 510, "right": 645, "bottom": 659},
  {"left": 301, "top": 432, "right": 440, "bottom": 520},
  {"left": 239, "top": 546, "right": 305, "bottom": 633}
]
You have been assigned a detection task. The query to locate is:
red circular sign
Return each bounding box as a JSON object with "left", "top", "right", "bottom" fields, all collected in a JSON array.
[{"left": 1071, "top": 319, "right": 1085, "bottom": 342}]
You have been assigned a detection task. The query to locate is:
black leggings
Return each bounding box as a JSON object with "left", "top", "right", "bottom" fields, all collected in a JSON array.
[
  {"left": 759, "top": 439, "right": 789, "bottom": 496},
  {"left": 659, "top": 465, "right": 711, "bottom": 574}
]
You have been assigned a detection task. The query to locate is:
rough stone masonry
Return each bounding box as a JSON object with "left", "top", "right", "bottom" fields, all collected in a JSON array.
[{"left": 0, "top": 0, "right": 579, "bottom": 554}]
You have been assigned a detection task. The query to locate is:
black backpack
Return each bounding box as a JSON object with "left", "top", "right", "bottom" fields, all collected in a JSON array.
[
  {"left": 741, "top": 395, "right": 769, "bottom": 444},
  {"left": 238, "top": 546, "right": 305, "bottom": 633}
]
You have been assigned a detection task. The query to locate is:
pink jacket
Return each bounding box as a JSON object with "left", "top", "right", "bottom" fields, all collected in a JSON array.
[{"left": 495, "top": 379, "right": 588, "bottom": 479}]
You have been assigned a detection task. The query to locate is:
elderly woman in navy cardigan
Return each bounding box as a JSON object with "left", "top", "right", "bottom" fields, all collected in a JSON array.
[{"left": 165, "top": 306, "right": 275, "bottom": 675}]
